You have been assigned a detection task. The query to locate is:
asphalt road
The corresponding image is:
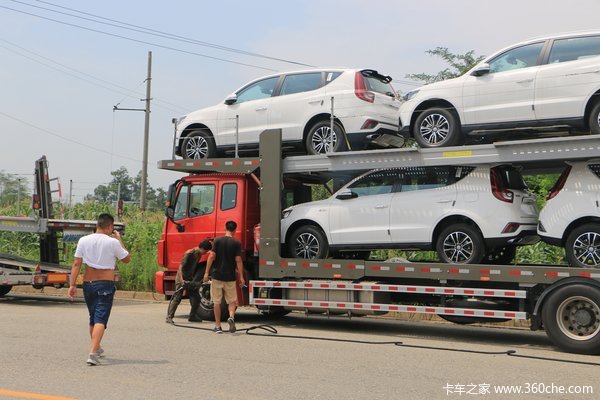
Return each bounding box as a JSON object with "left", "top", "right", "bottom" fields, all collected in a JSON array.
[{"left": 0, "top": 293, "right": 598, "bottom": 400}]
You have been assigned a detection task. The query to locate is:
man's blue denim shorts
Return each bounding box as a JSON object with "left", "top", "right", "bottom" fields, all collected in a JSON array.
[{"left": 83, "top": 281, "right": 116, "bottom": 327}]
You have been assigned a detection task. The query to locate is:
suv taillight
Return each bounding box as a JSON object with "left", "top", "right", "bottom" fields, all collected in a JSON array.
[
  {"left": 354, "top": 72, "right": 375, "bottom": 103},
  {"left": 490, "top": 167, "right": 513, "bottom": 203},
  {"left": 547, "top": 165, "right": 572, "bottom": 201}
]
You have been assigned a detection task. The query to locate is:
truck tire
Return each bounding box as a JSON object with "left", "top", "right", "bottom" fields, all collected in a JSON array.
[
  {"left": 565, "top": 223, "right": 600, "bottom": 268},
  {"left": 541, "top": 284, "right": 600, "bottom": 354},
  {"left": 305, "top": 121, "right": 347, "bottom": 155},
  {"left": 0, "top": 285, "right": 12, "bottom": 297},
  {"left": 436, "top": 223, "right": 485, "bottom": 264},
  {"left": 589, "top": 101, "right": 600, "bottom": 135},
  {"left": 181, "top": 130, "right": 216, "bottom": 159},
  {"left": 288, "top": 225, "right": 329, "bottom": 259},
  {"left": 413, "top": 108, "right": 462, "bottom": 148}
]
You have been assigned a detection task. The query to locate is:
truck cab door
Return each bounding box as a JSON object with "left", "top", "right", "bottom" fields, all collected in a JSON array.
[{"left": 165, "top": 183, "right": 217, "bottom": 269}]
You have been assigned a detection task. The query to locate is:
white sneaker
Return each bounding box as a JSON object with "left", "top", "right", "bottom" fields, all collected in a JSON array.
[
  {"left": 97, "top": 347, "right": 105, "bottom": 358},
  {"left": 86, "top": 353, "right": 100, "bottom": 366}
]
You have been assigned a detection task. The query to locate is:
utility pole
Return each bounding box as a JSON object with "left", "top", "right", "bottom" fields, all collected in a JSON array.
[
  {"left": 17, "top": 178, "right": 21, "bottom": 216},
  {"left": 140, "top": 51, "right": 152, "bottom": 211},
  {"left": 116, "top": 182, "right": 121, "bottom": 221},
  {"left": 113, "top": 51, "right": 152, "bottom": 211}
]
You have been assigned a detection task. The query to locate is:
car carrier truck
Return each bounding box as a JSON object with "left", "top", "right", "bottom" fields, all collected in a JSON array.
[
  {"left": 156, "top": 130, "right": 600, "bottom": 355},
  {"left": 0, "top": 156, "right": 124, "bottom": 296}
]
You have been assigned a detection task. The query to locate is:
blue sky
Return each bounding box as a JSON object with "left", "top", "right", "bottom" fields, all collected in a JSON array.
[{"left": 0, "top": 0, "right": 598, "bottom": 200}]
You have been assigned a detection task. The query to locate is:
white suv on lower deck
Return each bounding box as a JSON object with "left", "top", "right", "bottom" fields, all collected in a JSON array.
[
  {"left": 281, "top": 164, "right": 539, "bottom": 264},
  {"left": 399, "top": 31, "right": 600, "bottom": 148},
  {"left": 538, "top": 160, "right": 600, "bottom": 268},
  {"left": 175, "top": 68, "right": 402, "bottom": 159}
]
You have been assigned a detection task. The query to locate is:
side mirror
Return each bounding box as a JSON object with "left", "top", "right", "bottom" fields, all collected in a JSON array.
[
  {"left": 165, "top": 206, "right": 174, "bottom": 219},
  {"left": 224, "top": 94, "right": 238, "bottom": 105},
  {"left": 336, "top": 190, "right": 358, "bottom": 200},
  {"left": 471, "top": 63, "right": 490, "bottom": 77}
]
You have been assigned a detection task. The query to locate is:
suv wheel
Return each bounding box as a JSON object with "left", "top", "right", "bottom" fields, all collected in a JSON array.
[
  {"left": 436, "top": 223, "right": 485, "bottom": 264},
  {"left": 182, "top": 130, "right": 216, "bottom": 159},
  {"left": 565, "top": 223, "right": 600, "bottom": 268},
  {"left": 288, "top": 225, "right": 329, "bottom": 259},
  {"left": 413, "top": 108, "right": 461, "bottom": 148},
  {"left": 306, "top": 121, "right": 346, "bottom": 155},
  {"left": 589, "top": 102, "right": 600, "bottom": 135}
]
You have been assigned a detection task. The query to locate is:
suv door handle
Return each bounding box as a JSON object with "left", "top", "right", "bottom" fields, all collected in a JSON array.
[
  {"left": 374, "top": 204, "right": 389, "bottom": 209},
  {"left": 255, "top": 106, "right": 267, "bottom": 111},
  {"left": 516, "top": 78, "right": 533, "bottom": 84},
  {"left": 308, "top": 99, "right": 323, "bottom": 105},
  {"left": 437, "top": 199, "right": 453, "bottom": 203}
]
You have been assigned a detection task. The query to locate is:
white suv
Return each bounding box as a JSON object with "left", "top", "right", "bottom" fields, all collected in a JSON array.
[
  {"left": 538, "top": 161, "right": 600, "bottom": 268},
  {"left": 399, "top": 32, "right": 600, "bottom": 148},
  {"left": 175, "top": 69, "right": 401, "bottom": 159},
  {"left": 281, "top": 165, "right": 538, "bottom": 264}
]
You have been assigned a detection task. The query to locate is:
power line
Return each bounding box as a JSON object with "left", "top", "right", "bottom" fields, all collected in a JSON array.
[
  {"left": 27, "top": 0, "right": 315, "bottom": 68},
  {"left": 0, "top": 110, "right": 147, "bottom": 164},
  {"left": 0, "top": 4, "right": 279, "bottom": 72},
  {"left": 0, "top": 38, "right": 190, "bottom": 114}
]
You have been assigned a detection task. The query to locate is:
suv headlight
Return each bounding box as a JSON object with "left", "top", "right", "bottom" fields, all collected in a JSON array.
[
  {"left": 403, "top": 89, "right": 419, "bottom": 102},
  {"left": 282, "top": 209, "right": 292, "bottom": 219}
]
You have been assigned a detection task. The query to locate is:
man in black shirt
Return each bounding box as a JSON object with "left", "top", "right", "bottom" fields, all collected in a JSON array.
[
  {"left": 166, "top": 239, "right": 212, "bottom": 324},
  {"left": 203, "top": 220, "right": 245, "bottom": 333}
]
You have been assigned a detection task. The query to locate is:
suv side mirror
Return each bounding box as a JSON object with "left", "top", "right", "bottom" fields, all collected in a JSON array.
[
  {"left": 471, "top": 63, "right": 490, "bottom": 77},
  {"left": 336, "top": 190, "right": 358, "bottom": 200},
  {"left": 224, "top": 94, "right": 238, "bottom": 105}
]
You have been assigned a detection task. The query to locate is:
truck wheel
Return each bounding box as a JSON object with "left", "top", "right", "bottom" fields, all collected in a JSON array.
[
  {"left": 305, "top": 121, "right": 346, "bottom": 155},
  {"left": 483, "top": 246, "right": 516, "bottom": 265},
  {"left": 413, "top": 108, "right": 462, "bottom": 148},
  {"left": 288, "top": 225, "right": 329, "bottom": 259},
  {"left": 197, "top": 283, "right": 229, "bottom": 322},
  {"left": 589, "top": 101, "right": 600, "bottom": 135},
  {"left": 181, "top": 130, "right": 216, "bottom": 159},
  {"left": 0, "top": 285, "right": 12, "bottom": 297},
  {"left": 565, "top": 223, "right": 600, "bottom": 268},
  {"left": 541, "top": 284, "right": 600, "bottom": 354},
  {"left": 436, "top": 223, "right": 485, "bottom": 264}
]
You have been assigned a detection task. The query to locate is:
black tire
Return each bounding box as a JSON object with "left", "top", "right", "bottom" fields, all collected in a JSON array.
[
  {"left": 181, "top": 130, "right": 216, "bottom": 159},
  {"left": 413, "top": 108, "right": 462, "bottom": 148},
  {"left": 565, "top": 223, "right": 600, "bottom": 268},
  {"left": 541, "top": 284, "right": 600, "bottom": 354},
  {"left": 483, "top": 246, "right": 517, "bottom": 265},
  {"left": 0, "top": 285, "right": 12, "bottom": 297},
  {"left": 305, "top": 120, "right": 347, "bottom": 155},
  {"left": 436, "top": 223, "right": 485, "bottom": 264},
  {"left": 589, "top": 101, "right": 600, "bottom": 135},
  {"left": 288, "top": 225, "right": 329, "bottom": 259}
]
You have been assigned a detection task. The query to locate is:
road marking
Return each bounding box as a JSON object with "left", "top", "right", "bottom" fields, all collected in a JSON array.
[{"left": 0, "top": 389, "right": 78, "bottom": 400}]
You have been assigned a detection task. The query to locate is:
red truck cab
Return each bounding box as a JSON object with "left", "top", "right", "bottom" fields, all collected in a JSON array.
[{"left": 156, "top": 173, "right": 260, "bottom": 298}]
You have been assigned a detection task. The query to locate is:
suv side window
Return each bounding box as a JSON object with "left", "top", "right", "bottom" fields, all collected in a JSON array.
[
  {"left": 173, "top": 185, "right": 189, "bottom": 221},
  {"left": 549, "top": 35, "right": 600, "bottom": 64},
  {"left": 236, "top": 76, "right": 279, "bottom": 103},
  {"left": 280, "top": 73, "right": 322, "bottom": 96},
  {"left": 400, "top": 167, "right": 455, "bottom": 192},
  {"left": 489, "top": 42, "right": 544, "bottom": 73},
  {"left": 348, "top": 170, "right": 399, "bottom": 197},
  {"left": 189, "top": 184, "right": 215, "bottom": 217}
]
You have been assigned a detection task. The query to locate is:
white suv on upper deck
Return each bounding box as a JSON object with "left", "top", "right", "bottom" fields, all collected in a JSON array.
[
  {"left": 175, "top": 68, "right": 402, "bottom": 159},
  {"left": 399, "top": 32, "right": 600, "bottom": 148},
  {"left": 281, "top": 164, "right": 538, "bottom": 264}
]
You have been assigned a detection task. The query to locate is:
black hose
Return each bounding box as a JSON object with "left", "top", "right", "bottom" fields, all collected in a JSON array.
[{"left": 170, "top": 322, "right": 600, "bottom": 366}]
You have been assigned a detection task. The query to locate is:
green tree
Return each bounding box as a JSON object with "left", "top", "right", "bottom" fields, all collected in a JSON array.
[{"left": 406, "top": 47, "right": 486, "bottom": 84}]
